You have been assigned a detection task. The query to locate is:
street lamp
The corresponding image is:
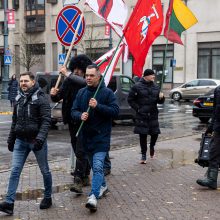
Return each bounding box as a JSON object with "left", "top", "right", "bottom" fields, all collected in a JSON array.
[{"left": 1, "top": 0, "right": 9, "bottom": 99}]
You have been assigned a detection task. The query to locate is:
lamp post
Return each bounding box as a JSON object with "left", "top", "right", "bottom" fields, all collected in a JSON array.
[{"left": 1, "top": 0, "right": 9, "bottom": 99}]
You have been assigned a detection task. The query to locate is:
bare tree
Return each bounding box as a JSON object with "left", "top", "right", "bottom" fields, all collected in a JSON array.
[
  {"left": 77, "top": 14, "right": 109, "bottom": 61},
  {"left": 12, "top": 33, "right": 43, "bottom": 71}
]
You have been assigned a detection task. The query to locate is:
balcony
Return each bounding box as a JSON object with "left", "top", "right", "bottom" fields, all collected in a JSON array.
[{"left": 25, "top": 15, "right": 45, "bottom": 33}]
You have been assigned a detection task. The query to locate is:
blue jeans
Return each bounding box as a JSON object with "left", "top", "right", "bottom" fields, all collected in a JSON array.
[
  {"left": 88, "top": 152, "right": 107, "bottom": 199},
  {"left": 104, "top": 152, "right": 111, "bottom": 171},
  {"left": 6, "top": 139, "right": 52, "bottom": 204}
]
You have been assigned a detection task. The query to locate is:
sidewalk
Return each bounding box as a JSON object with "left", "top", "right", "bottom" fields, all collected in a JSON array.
[{"left": 1, "top": 134, "right": 220, "bottom": 220}]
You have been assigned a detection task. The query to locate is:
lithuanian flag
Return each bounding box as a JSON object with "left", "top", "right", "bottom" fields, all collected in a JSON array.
[{"left": 164, "top": 0, "right": 198, "bottom": 45}]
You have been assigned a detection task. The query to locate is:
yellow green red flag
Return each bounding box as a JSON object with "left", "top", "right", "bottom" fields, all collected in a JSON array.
[{"left": 164, "top": 0, "right": 198, "bottom": 45}]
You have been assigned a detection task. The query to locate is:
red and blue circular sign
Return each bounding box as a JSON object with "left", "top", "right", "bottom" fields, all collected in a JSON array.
[{"left": 56, "top": 5, "right": 85, "bottom": 47}]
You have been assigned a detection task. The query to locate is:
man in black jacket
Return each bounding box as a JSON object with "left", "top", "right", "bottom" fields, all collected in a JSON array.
[
  {"left": 128, "top": 69, "right": 165, "bottom": 164},
  {"left": 50, "top": 55, "right": 92, "bottom": 194},
  {"left": 0, "top": 72, "right": 52, "bottom": 215},
  {"left": 197, "top": 85, "right": 220, "bottom": 189}
]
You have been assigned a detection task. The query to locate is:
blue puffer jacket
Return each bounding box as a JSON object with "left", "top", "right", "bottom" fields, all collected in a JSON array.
[{"left": 71, "top": 81, "right": 119, "bottom": 153}]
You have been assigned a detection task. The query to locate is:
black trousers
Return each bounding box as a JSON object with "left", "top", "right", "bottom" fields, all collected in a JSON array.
[
  {"left": 139, "top": 134, "right": 158, "bottom": 155},
  {"left": 209, "top": 132, "right": 220, "bottom": 168},
  {"left": 68, "top": 123, "right": 91, "bottom": 178}
]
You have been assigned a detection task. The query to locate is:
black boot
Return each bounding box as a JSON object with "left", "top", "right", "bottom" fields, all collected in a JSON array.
[
  {"left": 82, "top": 175, "right": 90, "bottom": 186},
  {"left": 70, "top": 176, "right": 83, "bottom": 194},
  {"left": 197, "top": 167, "right": 218, "bottom": 189},
  {"left": 40, "top": 198, "right": 52, "bottom": 209},
  {"left": 0, "top": 201, "right": 14, "bottom": 215}
]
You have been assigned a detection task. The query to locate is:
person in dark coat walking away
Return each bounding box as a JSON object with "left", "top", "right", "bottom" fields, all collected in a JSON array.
[
  {"left": 0, "top": 72, "right": 52, "bottom": 215},
  {"left": 71, "top": 64, "right": 119, "bottom": 212},
  {"left": 8, "top": 74, "right": 18, "bottom": 107},
  {"left": 50, "top": 54, "right": 92, "bottom": 194},
  {"left": 197, "top": 85, "right": 220, "bottom": 189},
  {"left": 128, "top": 69, "right": 165, "bottom": 164}
]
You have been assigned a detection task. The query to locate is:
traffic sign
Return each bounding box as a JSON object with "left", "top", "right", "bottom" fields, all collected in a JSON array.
[
  {"left": 58, "top": 54, "right": 66, "bottom": 64},
  {"left": 4, "top": 55, "right": 12, "bottom": 65},
  {"left": 56, "top": 5, "right": 85, "bottom": 47}
]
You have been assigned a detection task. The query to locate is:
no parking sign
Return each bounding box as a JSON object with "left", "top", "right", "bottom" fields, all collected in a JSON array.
[{"left": 56, "top": 5, "right": 85, "bottom": 46}]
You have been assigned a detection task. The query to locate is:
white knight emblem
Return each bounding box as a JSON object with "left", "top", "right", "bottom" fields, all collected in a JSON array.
[{"left": 139, "top": 4, "right": 159, "bottom": 44}]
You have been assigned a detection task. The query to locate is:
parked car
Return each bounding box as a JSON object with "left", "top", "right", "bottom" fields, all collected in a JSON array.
[
  {"left": 169, "top": 79, "right": 220, "bottom": 101},
  {"left": 107, "top": 74, "right": 135, "bottom": 120},
  {"left": 192, "top": 89, "right": 214, "bottom": 123},
  {"left": 36, "top": 72, "right": 135, "bottom": 125}
]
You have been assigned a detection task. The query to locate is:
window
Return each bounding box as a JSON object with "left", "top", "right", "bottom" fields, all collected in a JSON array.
[
  {"left": 120, "top": 76, "right": 134, "bottom": 93},
  {"left": 27, "top": 43, "right": 45, "bottom": 55},
  {"left": 0, "top": 0, "right": 3, "bottom": 9},
  {"left": 0, "top": 22, "right": 4, "bottom": 35},
  {"left": 25, "top": 0, "right": 45, "bottom": 32},
  {"left": 86, "top": 47, "right": 109, "bottom": 61},
  {"left": 198, "top": 42, "right": 220, "bottom": 79},
  {"left": 199, "top": 80, "right": 216, "bottom": 86},
  {"left": 152, "top": 44, "right": 174, "bottom": 83},
  {"left": 185, "top": 80, "right": 199, "bottom": 87},
  {"left": 13, "top": 0, "right": 19, "bottom": 10}
]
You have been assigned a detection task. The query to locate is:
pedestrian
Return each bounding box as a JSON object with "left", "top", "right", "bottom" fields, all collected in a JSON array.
[
  {"left": 196, "top": 85, "right": 220, "bottom": 189},
  {"left": 50, "top": 54, "right": 92, "bottom": 194},
  {"left": 71, "top": 64, "right": 119, "bottom": 212},
  {"left": 127, "top": 69, "right": 165, "bottom": 164},
  {"left": 0, "top": 72, "right": 52, "bottom": 215},
  {"left": 7, "top": 74, "right": 18, "bottom": 107}
]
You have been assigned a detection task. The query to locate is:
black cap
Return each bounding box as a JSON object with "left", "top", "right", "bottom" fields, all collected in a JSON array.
[{"left": 143, "top": 69, "right": 155, "bottom": 77}]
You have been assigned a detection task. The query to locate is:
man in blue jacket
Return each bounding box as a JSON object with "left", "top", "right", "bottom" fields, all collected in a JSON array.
[{"left": 71, "top": 64, "right": 119, "bottom": 212}]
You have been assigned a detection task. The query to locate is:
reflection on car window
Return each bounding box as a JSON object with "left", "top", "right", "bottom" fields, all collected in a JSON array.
[
  {"left": 199, "top": 80, "right": 216, "bottom": 86},
  {"left": 185, "top": 80, "right": 199, "bottom": 87},
  {"left": 120, "top": 76, "right": 134, "bottom": 92}
]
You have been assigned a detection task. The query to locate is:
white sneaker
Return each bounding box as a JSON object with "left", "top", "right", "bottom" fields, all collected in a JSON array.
[
  {"left": 99, "top": 186, "right": 109, "bottom": 198},
  {"left": 85, "top": 194, "right": 97, "bottom": 211}
]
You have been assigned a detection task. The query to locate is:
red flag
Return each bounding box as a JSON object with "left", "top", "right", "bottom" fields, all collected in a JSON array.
[
  {"left": 123, "top": 0, "right": 163, "bottom": 77},
  {"left": 95, "top": 44, "right": 124, "bottom": 86}
]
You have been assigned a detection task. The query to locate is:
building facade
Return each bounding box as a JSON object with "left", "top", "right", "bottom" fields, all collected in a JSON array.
[{"left": 0, "top": 0, "right": 219, "bottom": 90}]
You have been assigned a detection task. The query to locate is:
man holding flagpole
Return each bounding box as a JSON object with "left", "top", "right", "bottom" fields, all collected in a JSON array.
[{"left": 71, "top": 64, "right": 119, "bottom": 212}]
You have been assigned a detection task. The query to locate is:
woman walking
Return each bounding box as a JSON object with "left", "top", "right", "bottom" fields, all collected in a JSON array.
[{"left": 8, "top": 74, "right": 18, "bottom": 107}]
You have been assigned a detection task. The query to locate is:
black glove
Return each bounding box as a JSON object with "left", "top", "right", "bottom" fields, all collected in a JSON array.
[
  {"left": 7, "top": 142, "right": 15, "bottom": 152},
  {"left": 205, "top": 125, "right": 213, "bottom": 135},
  {"left": 33, "top": 139, "right": 44, "bottom": 151},
  {"left": 7, "top": 137, "right": 15, "bottom": 152}
]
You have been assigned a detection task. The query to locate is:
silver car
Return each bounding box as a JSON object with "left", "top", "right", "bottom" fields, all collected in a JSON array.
[{"left": 169, "top": 79, "right": 220, "bottom": 101}]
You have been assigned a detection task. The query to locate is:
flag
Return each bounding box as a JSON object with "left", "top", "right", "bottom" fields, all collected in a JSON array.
[
  {"left": 123, "top": 0, "right": 163, "bottom": 77},
  {"left": 164, "top": 0, "right": 198, "bottom": 45},
  {"left": 95, "top": 44, "right": 124, "bottom": 86},
  {"left": 85, "top": 0, "right": 128, "bottom": 37}
]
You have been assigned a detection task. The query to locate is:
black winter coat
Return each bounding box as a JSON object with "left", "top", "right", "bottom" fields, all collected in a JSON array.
[
  {"left": 8, "top": 83, "right": 51, "bottom": 144},
  {"left": 210, "top": 85, "right": 220, "bottom": 133},
  {"left": 71, "top": 82, "right": 119, "bottom": 153},
  {"left": 51, "top": 74, "right": 86, "bottom": 124},
  {"left": 128, "top": 78, "right": 165, "bottom": 135},
  {"left": 8, "top": 79, "right": 18, "bottom": 101}
]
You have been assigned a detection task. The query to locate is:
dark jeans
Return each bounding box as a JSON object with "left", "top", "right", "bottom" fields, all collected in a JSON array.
[
  {"left": 139, "top": 134, "right": 158, "bottom": 155},
  {"left": 68, "top": 123, "right": 90, "bottom": 178},
  {"left": 209, "top": 132, "right": 220, "bottom": 168},
  {"left": 6, "top": 139, "right": 52, "bottom": 204}
]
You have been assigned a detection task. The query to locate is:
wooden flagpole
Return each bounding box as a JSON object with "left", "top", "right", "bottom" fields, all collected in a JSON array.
[
  {"left": 76, "top": 37, "right": 124, "bottom": 137},
  {"left": 54, "top": 14, "right": 84, "bottom": 89}
]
